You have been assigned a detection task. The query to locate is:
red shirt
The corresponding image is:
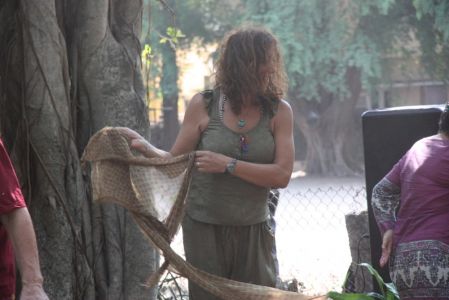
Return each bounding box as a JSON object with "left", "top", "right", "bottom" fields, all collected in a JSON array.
[{"left": 0, "top": 139, "right": 26, "bottom": 297}]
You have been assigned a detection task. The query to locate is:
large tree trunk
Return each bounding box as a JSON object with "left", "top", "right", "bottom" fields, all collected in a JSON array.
[
  {"left": 161, "top": 46, "right": 180, "bottom": 150},
  {"left": 74, "top": 0, "right": 158, "bottom": 298},
  {"left": 292, "top": 67, "right": 363, "bottom": 176},
  {"left": 159, "top": 0, "right": 180, "bottom": 150},
  {"left": 1, "top": 1, "right": 94, "bottom": 298},
  {"left": 74, "top": 0, "right": 158, "bottom": 299},
  {"left": 0, "top": 0, "right": 158, "bottom": 299}
]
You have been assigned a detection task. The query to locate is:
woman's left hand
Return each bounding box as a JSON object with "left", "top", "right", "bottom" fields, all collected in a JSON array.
[
  {"left": 380, "top": 229, "right": 393, "bottom": 267},
  {"left": 195, "top": 151, "right": 230, "bottom": 173}
]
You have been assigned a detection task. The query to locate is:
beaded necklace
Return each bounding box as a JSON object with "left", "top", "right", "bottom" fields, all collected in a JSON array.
[
  {"left": 222, "top": 95, "right": 249, "bottom": 128},
  {"left": 219, "top": 95, "right": 250, "bottom": 157}
]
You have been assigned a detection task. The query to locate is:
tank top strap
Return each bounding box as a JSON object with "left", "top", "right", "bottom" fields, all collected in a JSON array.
[
  {"left": 261, "top": 96, "right": 279, "bottom": 118},
  {"left": 201, "top": 90, "right": 276, "bottom": 131},
  {"left": 270, "top": 98, "right": 280, "bottom": 117},
  {"left": 199, "top": 89, "right": 213, "bottom": 112},
  {"left": 200, "top": 88, "right": 220, "bottom": 120},
  {"left": 257, "top": 97, "right": 280, "bottom": 133}
]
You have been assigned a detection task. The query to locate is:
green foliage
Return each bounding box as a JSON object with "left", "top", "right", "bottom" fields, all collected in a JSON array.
[
  {"left": 140, "top": 0, "right": 449, "bottom": 173},
  {"left": 159, "top": 26, "right": 185, "bottom": 48},
  {"left": 144, "top": 0, "right": 449, "bottom": 101},
  {"left": 414, "top": 0, "right": 449, "bottom": 42},
  {"left": 142, "top": 0, "right": 180, "bottom": 105},
  {"left": 327, "top": 263, "right": 399, "bottom": 300},
  {"left": 412, "top": 0, "right": 449, "bottom": 80},
  {"left": 143, "top": 0, "right": 236, "bottom": 46},
  {"left": 328, "top": 292, "right": 374, "bottom": 300},
  {"left": 242, "top": 0, "right": 400, "bottom": 101},
  {"left": 242, "top": 0, "right": 449, "bottom": 102},
  {"left": 142, "top": 44, "right": 153, "bottom": 65},
  {"left": 142, "top": 0, "right": 243, "bottom": 104},
  {"left": 166, "top": 26, "right": 185, "bottom": 40},
  {"left": 176, "top": 0, "right": 239, "bottom": 43}
]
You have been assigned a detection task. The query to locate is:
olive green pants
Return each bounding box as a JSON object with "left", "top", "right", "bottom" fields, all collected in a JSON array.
[{"left": 182, "top": 214, "right": 277, "bottom": 300}]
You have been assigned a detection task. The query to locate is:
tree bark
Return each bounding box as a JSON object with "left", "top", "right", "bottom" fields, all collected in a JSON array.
[
  {"left": 0, "top": 0, "right": 158, "bottom": 299},
  {"left": 74, "top": 0, "right": 158, "bottom": 298},
  {"left": 345, "top": 211, "right": 372, "bottom": 292},
  {"left": 159, "top": 0, "right": 180, "bottom": 150},
  {"left": 161, "top": 46, "right": 180, "bottom": 150},
  {"left": 4, "top": 1, "right": 95, "bottom": 298},
  {"left": 292, "top": 67, "right": 363, "bottom": 176}
]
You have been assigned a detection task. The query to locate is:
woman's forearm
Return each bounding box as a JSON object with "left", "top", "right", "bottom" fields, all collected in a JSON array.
[
  {"left": 232, "top": 160, "right": 292, "bottom": 188},
  {"left": 194, "top": 150, "right": 293, "bottom": 188},
  {"left": 372, "top": 177, "right": 401, "bottom": 234},
  {"left": 1, "top": 207, "right": 44, "bottom": 285}
]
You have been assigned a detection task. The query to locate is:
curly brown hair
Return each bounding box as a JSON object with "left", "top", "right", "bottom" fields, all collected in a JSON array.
[{"left": 214, "top": 26, "right": 288, "bottom": 115}]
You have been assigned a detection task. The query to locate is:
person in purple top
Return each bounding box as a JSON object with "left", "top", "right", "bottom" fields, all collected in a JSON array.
[{"left": 372, "top": 102, "right": 449, "bottom": 300}]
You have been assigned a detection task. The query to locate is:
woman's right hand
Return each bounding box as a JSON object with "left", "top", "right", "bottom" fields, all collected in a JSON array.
[
  {"left": 115, "top": 127, "right": 170, "bottom": 158},
  {"left": 380, "top": 229, "right": 393, "bottom": 267},
  {"left": 115, "top": 127, "right": 144, "bottom": 141},
  {"left": 115, "top": 127, "right": 153, "bottom": 156}
]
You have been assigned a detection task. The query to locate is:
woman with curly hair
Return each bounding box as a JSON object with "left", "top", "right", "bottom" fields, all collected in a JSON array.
[{"left": 120, "top": 26, "right": 294, "bottom": 299}]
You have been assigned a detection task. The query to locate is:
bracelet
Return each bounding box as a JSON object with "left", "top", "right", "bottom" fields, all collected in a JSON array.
[{"left": 225, "top": 158, "right": 237, "bottom": 174}]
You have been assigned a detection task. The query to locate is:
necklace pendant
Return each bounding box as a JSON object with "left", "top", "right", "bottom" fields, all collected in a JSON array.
[
  {"left": 237, "top": 119, "right": 246, "bottom": 128},
  {"left": 239, "top": 134, "right": 249, "bottom": 156}
]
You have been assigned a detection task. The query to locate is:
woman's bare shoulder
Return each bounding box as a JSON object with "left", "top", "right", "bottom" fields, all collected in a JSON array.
[
  {"left": 272, "top": 99, "right": 293, "bottom": 120},
  {"left": 277, "top": 99, "right": 292, "bottom": 113},
  {"left": 184, "top": 92, "right": 210, "bottom": 131},
  {"left": 270, "top": 99, "right": 293, "bottom": 132},
  {"left": 186, "top": 92, "right": 209, "bottom": 114}
]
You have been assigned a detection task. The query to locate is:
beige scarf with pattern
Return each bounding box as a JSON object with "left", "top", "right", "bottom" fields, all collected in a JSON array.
[{"left": 82, "top": 127, "right": 324, "bottom": 300}]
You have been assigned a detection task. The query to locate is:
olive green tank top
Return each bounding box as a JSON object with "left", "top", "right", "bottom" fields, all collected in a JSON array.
[{"left": 186, "top": 89, "right": 276, "bottom": 225}]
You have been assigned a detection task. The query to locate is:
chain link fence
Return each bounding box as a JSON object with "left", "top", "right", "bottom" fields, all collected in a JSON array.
[
  {"left": 157, "top": 179, "right": 370, "bottom": 299},
  {"left": 275, "top": 185, "right": 369, "bottom": 295}
]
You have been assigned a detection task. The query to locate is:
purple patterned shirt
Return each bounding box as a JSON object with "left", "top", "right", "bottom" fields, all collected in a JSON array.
[{"left": 385, "top": 135, "right": 449, "bottom": 245}]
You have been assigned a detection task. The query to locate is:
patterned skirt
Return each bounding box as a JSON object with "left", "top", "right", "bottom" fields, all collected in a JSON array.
[{"left": 390, "top": 240, "right": 449, "bottom": 299}]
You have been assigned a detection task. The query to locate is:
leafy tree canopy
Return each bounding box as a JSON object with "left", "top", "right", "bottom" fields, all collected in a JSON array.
[
  {"left": 412, "top": 0, "right": 449, "bottom": 80},
  {"left": 241, "top": 0, "right": 412, "bottom": 101}
]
